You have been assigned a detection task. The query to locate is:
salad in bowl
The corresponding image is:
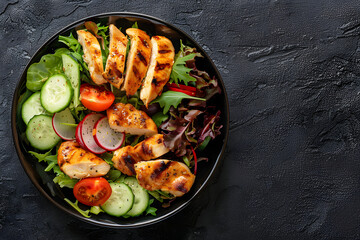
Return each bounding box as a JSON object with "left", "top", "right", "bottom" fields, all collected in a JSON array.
[{"left": 12, "top": 13, "right": 228, "bottom": 227}]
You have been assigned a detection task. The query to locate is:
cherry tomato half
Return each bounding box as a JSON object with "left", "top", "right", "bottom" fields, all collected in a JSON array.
[
  {"left": 80, "top": 84, "right": 115, "bottom": 112},
  {"left": 167, "top": 83, "right": 197, "bottom": 92},
  {"left": 168, "top": 87, "right": 196, "bottom": 96},
  {"left": 73, "top": 177, "right": 112, "bottom": 206}
]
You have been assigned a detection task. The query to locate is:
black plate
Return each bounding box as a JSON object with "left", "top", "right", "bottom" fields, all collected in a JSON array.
[{"left": 11, "top": 12, "right": 229, "bottom": 228}]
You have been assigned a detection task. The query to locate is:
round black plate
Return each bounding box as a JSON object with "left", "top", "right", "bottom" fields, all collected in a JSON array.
[{"left": 11, "top": 12, "right": 229, "bottom": 228}]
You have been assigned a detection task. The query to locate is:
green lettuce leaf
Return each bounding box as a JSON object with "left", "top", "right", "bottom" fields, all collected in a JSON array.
[
  {"left": 151, "top": 112, "right": 169, "bottom": 127},
  {"left": 26, "top": 54, "right": 62, "bottom": 91},
  {"left": 145, "top": 199, "right": 157, "bottom": 216},
  {"left": 64, "top": 198, "right": 90, "bottom": 218},
  {"left": 151, "top": 91, "right": 205, "bottom": 114}
]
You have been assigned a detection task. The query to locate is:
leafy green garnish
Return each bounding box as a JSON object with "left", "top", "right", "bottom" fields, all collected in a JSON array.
[
  {"left": 151, "top": 91, "right": 205, "bottom": 114},
  {"left": 106, "top": 169, "right": 122, "bottom": 182},
  {"left": 148, "top": 190, "right": 163, "bottom": 203},
  {"left": 29, "top": 150, "right": 78, "bottom": 188},
  {"left": 26, "top": 54, "right": 63, "bottom": 91},
  {"left": 145, "top": 199, "right": 157, "bottom": 216},
  {"left": 64, "top": 198, "right": 90, "bottom": 218},
  {"left": 131, "top": 22, "right": 139, "bottom": 29},
  {"left": 100, "top": 152, "right": 114, "bottom": 166},
  {"left": 90, "top": 206, "right": 104, "bottom": 215},
  {"left": 169, "top": 53, "right": 197, "bottom": 85},
  {"left": 54, "top": 48, "right": 71, "bottom": 57},
  {"left": 59, "top": 33, "right": 81, "bottom": 52},
  {"left": 152, "top": 112, "right": 169, "bottom": 127},
  {"left": 53, "top": 173, "right": 78, "bottom": 188},
  {"left": 198, "top": 136, "right": 211, "bottom": 151}
]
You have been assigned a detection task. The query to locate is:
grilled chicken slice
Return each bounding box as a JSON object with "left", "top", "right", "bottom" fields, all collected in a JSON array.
[
  {"left": 135, "top": 160, "right": 195, "bottom": 197},
  {"left": 57, "top": 141, "right": 110, "bottom": 179},
  {"left": 132, "top": 134, "right": 169, "bottom": 160},
  {"left": 112, "top": 145, "right": 137, "bottom": 176},
  {"left": 140, "top": 36, "right": 175, "bottom": 107},
  {"left": 112, "top": 134, "right": 169, "bottom": 175},
  {"left": 107, "top": 102, "right": 157, "bottom": 136},
  {"left": 102, "top": 24, "right": 128, "bottom": 88},
  {"left": 77, "top": 30, "right": 107, "bottom": 85},
  {"left": 122, "top": 28, "right": 152, "bottom": 96}
]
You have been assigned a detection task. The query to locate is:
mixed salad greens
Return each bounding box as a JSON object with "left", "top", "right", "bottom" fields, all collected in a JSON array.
[{"left": 17, "top": 21, "right": 222, "bottom": 219}]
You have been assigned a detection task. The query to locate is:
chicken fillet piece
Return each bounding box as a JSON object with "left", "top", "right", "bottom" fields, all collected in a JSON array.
[
  {"left": 140, "top": 36, "right": 175, "bottom": 107},
  {"left": 77, "top": 30, "right": 107, "bottom": 85},
  {"left": 102, "top": 24, "right": 128, "bottom": 88},
  {"left": 122, "top": 28, "right": 152, "bottom": 96},
  {"left": 134, "top": 159, "right": 195, "bottom": 197},
  {"left": 107, "top": 102, "right": 157, "bottom": 136},
  {"left": 57, "top": 141, "right": 110, "bottom": 179},
  {"left": 112, "top": 134, "right": 169, "bottom": 176}
]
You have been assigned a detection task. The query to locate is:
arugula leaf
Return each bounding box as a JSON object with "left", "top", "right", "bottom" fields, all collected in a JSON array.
[
  {"left": 64, "top": 198, "right": 90, "bottom": 218},
  {"left": 152, "top": 112, "right": 169, "bottom": 127},
  {"left": 29, "top": 149, "right": 78, "bottom": 188},
  {"left": 148, "top": 190, "right": 163, "bottom": 203},
  {"left": 151, "top": 91, "right": 205, "bottom": 114},
  {"left": 53, "top": 173, "right": 78, "bottom": 188},
  {"left": 28, "top": 149, "right": 52, "bottom": 162},
  {"left": 170, "top": 53, "right": 197, "bottom": 85},
  {"left": 131, "top": 22, "right": 139, "bottom": 29},
  {"left": 90, "top": 206, "right": 104, "bottom": 215},
  {"left": 59, "top": 32, "right": 81, "bottom": 52},
  {"left": 145, "top": 199, "right": 157, "bottom": 216}
]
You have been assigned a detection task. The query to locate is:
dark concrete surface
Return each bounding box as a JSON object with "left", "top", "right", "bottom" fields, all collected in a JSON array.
[{"left": 1, "top": 0, "right": 360, "bottom": 239}]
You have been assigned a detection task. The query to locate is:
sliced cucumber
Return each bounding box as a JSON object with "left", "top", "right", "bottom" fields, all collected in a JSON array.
[
  {"left": 101, "top": 182, "right": 134, "bottom": 217},
  {"left": 123, "top": 177, "right": 149, "bottom": 217},
  {"left": 40, "top": 74, "right": 73, "bottom": 113},
  {"left": 62, "top": 54, "right": 80, "bottom": 107},
  {"left": 26, "top": 115, "right": 61, "bottom": 150},
  {"left": 21, "top": 92, "right": 47, "bottom": 125}
]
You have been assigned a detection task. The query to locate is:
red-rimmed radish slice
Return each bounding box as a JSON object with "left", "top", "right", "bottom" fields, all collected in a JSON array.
[
  {"left": 93, "top": 116, "right": 125, "bottom": 151},
  {"left": 75, "top": 120, "right": 88, "bottom": 150},
  {"left": 80, "top": 113, "right": 107, "bottom": 154},
  {"left": 52, "top": 108, "right": 77, "bottom": 140}
]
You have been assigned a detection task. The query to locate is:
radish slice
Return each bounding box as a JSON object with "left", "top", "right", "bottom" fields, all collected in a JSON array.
[
  {"left": 80, "top": 113, "right": 107, "bottom": 154},
  {"left": 94, "top": 116, "right": 125, "bottom": 151},
  {"left": 52, "top": 108, "right": 76, "bottom": 140},
  {"left": 76, "top": 121, "right": 88, "bottom": 150}
]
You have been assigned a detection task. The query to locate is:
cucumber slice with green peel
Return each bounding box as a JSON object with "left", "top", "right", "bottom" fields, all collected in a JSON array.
[
  {"left": 123, "top": 177, "right": 149, "bottom": 217},
  {"left": 62, "top": 54, "right": 80, "bottom": 107},
  {"left": 40, "top": 74, "right": 73, "bottom": 113},
  {"left": 21, "top": 92, "right": 47, "bottom": 125},
  {"left": 26, "top": 115, "right": 61, "bottom": 150},
  {"left": 101, "top": 182, "right": 134, "bottom": 217}
]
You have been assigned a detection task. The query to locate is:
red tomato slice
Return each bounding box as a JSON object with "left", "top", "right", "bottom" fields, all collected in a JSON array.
[
  {"left": 167, "top": 83, "right": 197, "bottom": 92},
  {"left": 80, "top": 84, "right": 115, "bottom": 112},
  {"left": 168, "top": 87, "right": 196, "bottom": 96},
  {"left": 73, "top": 177, "right": 112, "bottom": 206}
]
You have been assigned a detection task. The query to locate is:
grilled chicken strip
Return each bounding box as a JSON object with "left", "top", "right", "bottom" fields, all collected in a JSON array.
[
  {"left": 134, "top": 160, "right": 195, "bottom": 197},
  {"left": 77, "top": 30, "right": 107, "bottom": 85},
  {"left": 102, "top": 24, "right": 128, "bottom": 88},
  {"left": 57, "top": 141, "right": 110, "bottom": 179},
  {"left": 122, "top": 28, "right": 152, "bottom": 96},
  {"left": 107, "top": 102, "right": 157, "bottom": 136},
  {"left": 112, "top": 134, "right": 169, "bottom": 175},
  {"left": 140, "top": 36, "right": 175, "bottom": 107}
]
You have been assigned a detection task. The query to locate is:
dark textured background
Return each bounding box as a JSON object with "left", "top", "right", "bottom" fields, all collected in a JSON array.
[{"left": 1, "top": 0, "right": 360, "bottom": 239}]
